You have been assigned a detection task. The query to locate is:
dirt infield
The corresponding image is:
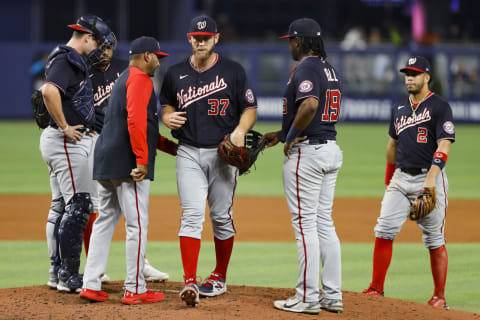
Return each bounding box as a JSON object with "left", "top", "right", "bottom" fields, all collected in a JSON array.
[
  {"left": 1, "top": 195, "right": 480, "bottom": 319},
  {"left": 2, "top": 195, "right": 480, "bottom": 242}
]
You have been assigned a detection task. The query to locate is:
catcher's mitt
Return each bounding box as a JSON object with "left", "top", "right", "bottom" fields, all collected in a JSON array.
[
  {"left": 218, "top": 129, "right": 267, "bottom": 175},
  {"left": 409, "top": 187, "right": 436, "bottom": 220},
  {"left": 31, "top": 90, "right": 50, "bottom": 129}
]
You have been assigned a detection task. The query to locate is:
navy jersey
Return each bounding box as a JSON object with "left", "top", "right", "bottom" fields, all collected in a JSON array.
[
  {"left": 389, "top": 92, "right": 455, "bottom": 168},
  {"left": 44, "top": 49, "right": 87, "bottom": 126},
  {"left": 90, "top": 57, "right": 128, "bottom": 132},
  {"left": 280, "top": 56, "right": 341, "bottom": 142},
  {"left": 160, "top": 54, "right": 257, "bottom": 147}
]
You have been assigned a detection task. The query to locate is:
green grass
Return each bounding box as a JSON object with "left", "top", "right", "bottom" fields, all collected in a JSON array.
[
  {"left": 0, "top": 241, "right": 478, "bottom": 313},
  {"left": 0, "top": 121, "right": 479, "bottom": 198}
]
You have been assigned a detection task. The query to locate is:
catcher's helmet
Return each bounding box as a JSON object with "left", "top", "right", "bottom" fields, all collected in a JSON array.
[{"left": 68, "top": 15, "right": 117, "bottom": 66}]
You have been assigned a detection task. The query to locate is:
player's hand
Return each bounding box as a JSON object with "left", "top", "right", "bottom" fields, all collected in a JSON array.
[
  {"left": 130, "top": 164, "right": 148, "bottom": 181},
  {"left": 229, "top": 128, "right": 246, "bottom": 147},
  {"left": 163, "top": 111, "right": 187, "bottom": 130},
  {"left": 284, "top": 136, "right": 307, "bottom": 159},
  {"left": 261, "top": 131, "right": 281, "bottom": 149},
  {"left": 62, "top": 124, "right": 84, "bottom": 143}
]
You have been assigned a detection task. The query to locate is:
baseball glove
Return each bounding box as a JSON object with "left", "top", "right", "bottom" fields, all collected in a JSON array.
[
  {"left": 31, "top": 90, "right": 50, "bottom": 129},
  {"left": 409, "top": 187, "right": 436, "bottom": 220},
  {"left": 218, "top": 129, "right": 267, "bottom": 175}
]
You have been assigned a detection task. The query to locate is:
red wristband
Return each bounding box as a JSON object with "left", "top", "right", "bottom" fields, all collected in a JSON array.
[
  {"left": 432, "top": 152, "right": 448, "bottom": 169},
  {"left": 385, "top": 162, "right": 396, "bottom": 186}
]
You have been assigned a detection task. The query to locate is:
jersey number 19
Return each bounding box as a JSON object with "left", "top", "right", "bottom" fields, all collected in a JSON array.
[{"left": 322, "top": 89, "right": 341, "bottom": 122}]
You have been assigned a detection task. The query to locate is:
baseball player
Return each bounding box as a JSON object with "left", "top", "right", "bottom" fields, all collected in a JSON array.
[
  {"left": 160, "top": 15, "right": 258, "bottom": 306},
  {"left": 80, "top": 36, "right": 168, "bottom": 304},
  {"left": 262, "top": 18, "right": 343, "bottom": 315},
  {"left": 40, "top": 15, "right": 113, "bottom": 293},
  {"left": 83, "top": 34, "right": 169, "bottom": 283},
  {"left": 363, "top": 56, "right": 454, "bottom": 310}
]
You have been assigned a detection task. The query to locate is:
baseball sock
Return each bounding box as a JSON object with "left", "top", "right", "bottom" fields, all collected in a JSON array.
[
  {"left": 371, "top": 237, "right": 393, "bottom": 292},
  {"left": 180, "top": 236, "right": 201, "bottom": 283},
  {"left": 213, "top": 236, "right": 234, "bottom": 280},
  {"left": 429, "top": 245, "right": 448, "bottom": 299},
  {"left": 83, "top": 213, "right": 97, "bottom": 256}
]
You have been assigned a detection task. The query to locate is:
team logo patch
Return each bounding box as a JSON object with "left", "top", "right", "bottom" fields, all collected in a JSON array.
[
  {"left": 245, "top": 89, "right": 255, "bottom": 103},
  {"left": 298, "top": 80, "right": 313, "bottom": 93},
  {"left": 443, "top": 121, "right": 455, "bottom": 134},
  {"left": 197, "top": 20, "right": 207, "bottom": 30},
  {"left": 408, "top": 57, "right": 416, "bottom": 65}
]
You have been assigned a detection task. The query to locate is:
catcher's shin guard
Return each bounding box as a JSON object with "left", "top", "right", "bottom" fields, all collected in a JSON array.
[{"left": 58, "top": 193, "right": 92, "bottom": 282}]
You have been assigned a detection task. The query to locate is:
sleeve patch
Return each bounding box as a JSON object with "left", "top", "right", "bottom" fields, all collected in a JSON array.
[
  {"left": 298, "top": 80, "right": 313, "bottom": 93},
  {"left": 245, "top": 88, "right": 255, "bottom": 103},
  {"left": 443, "top": 121, "right": 455, "bottom": 134}
]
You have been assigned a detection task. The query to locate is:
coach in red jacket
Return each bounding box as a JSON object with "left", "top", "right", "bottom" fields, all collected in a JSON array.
[{"left": 80, "top": 37, "right": 169, "bottom": 305}]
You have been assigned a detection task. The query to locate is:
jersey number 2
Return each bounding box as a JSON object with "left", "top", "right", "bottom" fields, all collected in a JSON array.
[
  {"left": 417, "top": 127, "right": 428, "bottom": 143},
  {"left": 208, "top": 99, "right": 229, "bottom": 116},
  {"left": 322, "top": 89, "right": 341, "bottom": 122}
]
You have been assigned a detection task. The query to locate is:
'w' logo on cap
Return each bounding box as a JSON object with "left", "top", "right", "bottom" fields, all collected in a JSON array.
[
  {"left": 408, "top": 57, "right": 417, "bottom": 65},
  {"left": 197, "top": 21, "right": 207, "bottom": 30}
]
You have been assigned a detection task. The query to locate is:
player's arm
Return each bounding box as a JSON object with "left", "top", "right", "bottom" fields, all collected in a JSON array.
[
  {"left": 230, "top": 108, "right": 257, "bottom": 147},
  {"left": 385, "top": 137, "right": 397, "bottom": 186},
  {"left": 284, "top": 97, "right": 318, "bottom": 157},
  {"left": 161, "top": 105, "right": 187, "bottom": 130},
  {"left": 423, "top": 139, "right": 452, "bottom": 188},
  {"left": 41, "top": 83, "right": 84, "bottom": 142}
]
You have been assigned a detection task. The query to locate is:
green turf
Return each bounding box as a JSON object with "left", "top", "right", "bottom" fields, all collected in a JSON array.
[
  {"left": 0, "top": 241, "right": 478, "bottom": 313},
  {"left": 0, "top": 121, "right": 478, "bottom": 198}
]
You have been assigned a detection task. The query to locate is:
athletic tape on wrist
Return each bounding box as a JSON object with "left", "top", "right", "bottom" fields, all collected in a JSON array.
[
  {"left": 286, "top": 126, "right": 301, "bottom": 143},
  {"left": 432, "top": 151, "right": 447, "bottom": 169}
]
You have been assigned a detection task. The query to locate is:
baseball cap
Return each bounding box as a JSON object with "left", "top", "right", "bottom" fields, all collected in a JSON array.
[
  {"left": 187, "top": 15, "right": 218, "bottom": 36},
  {"left": 129, "top": 36, "right": 169, "bottom": 58},
  {"left": 279, "top": 18, "right": 322, "bottom": 39},
  {"left": 400, "top": 56, "right": 431, "bottom": 74}
]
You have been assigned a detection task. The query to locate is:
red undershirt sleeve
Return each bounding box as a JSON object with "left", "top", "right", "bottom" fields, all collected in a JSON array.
[{"left": 126, "top": 68, "right": 153, "bottom": 166}]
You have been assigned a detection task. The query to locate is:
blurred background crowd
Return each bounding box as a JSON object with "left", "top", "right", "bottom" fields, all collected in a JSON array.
[{"left": 2, "top": 0, "right": 479, "bottom": 121}]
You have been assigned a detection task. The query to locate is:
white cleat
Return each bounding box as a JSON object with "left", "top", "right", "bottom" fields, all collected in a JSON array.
[
  {"left": 274, "top": 296, "right": 321, "bottom": 315},
  {"left": 144, "top": 259, "right": 169, "bottom": 282}
]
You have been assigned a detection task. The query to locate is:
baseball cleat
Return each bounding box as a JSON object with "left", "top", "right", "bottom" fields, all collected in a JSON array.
[
  {"left": 79, "top": 288, "right": 109, "bottom": 302},
  {"left": 47, "top": 273, "right": 58, "bottom": 290},
  {"left": 274, "top": 296, "right": 321, "bottom": 315},
  {"left": 121, "top": 290, "right": 165, "bottom": 305},
  {"left": 198, "top": 273, "right": 227, "bottom": 297},
  {"left": 362, "top": 286, "right": 384, "bottom": 296},
  {"left": 143, "top": 259, "right": 169, "bottom": 282},
  {"left": 319, "top": 297, "right": 344, "bottom": 313},
  {"left": 180, "top": 283, "right": 200, "bottom": 307},
  {"left": 57, "top": 274, "right": 83, "bottom": 293},
  {"left": 428, "top": 296, "right": 449, "bottom": 310}
]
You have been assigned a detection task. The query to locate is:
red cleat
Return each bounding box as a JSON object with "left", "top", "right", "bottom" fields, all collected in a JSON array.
[
  {"left": 79, "top": 288, "right": 109, "bottom": 302},
  {"left": 428, "top": 296, "right": 449, "bottom": 310},
  {"left": 362, "top": 286, "right": 384, "bottom": 296},
  {"left": 121, "top": 290, "right": 165, "bottom": 305}
]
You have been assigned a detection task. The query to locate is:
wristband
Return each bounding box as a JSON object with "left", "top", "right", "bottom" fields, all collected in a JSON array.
[
  {"left": 61, "top": 125, "right": 69, "bottom": 133},
  {"left": 385, "top": 162, "right": 396, "bottom": 186},
  {"left": 432, "top": 151, "right": 447, "bottom": 169},
  {"left": 286, "top": 126, "right": 301, "bottom": 143}
]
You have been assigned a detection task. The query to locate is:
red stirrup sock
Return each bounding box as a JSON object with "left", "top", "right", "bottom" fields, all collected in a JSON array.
[
  {"left": 213, "top": 236, "right": 234, "bottom": 279},
  {"left": 429, "top": 245, "right": 448, "bottom": 299},
  {"left": 180, "top": 236, "right": 201, "bottom": 283},
  {"left": 371, "top": 237, "right": 393, "bottom": 292},
  {"left": 83, "top": 213, "right": 97, "bottom": 256}
]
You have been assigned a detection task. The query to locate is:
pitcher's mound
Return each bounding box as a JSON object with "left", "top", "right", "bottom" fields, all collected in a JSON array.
[{"left": 0, "top": 281, "right": 476, "bottom": 319}]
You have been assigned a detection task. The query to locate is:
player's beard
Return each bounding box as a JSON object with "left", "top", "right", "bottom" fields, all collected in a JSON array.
[
  {"left": 194, "top": 46, "right": 214, "bottom": 62},
  {"left": 406, "top": 82, "right": 423, "bottom": 95}
]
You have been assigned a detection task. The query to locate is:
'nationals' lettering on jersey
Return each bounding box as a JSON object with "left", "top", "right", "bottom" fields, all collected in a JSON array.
[
  {"left": 93, "top": 72, "right": 121, "bottom": 107},
  {"left": 177, "top": 75, "right": 228, "bottom": 109},
  {"left": 394, "top": 108, "right": 432, "bottom": 135}
]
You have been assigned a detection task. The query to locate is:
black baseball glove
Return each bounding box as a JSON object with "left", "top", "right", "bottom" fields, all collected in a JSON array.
[
  {"left": 31, "top": 90, "right": 50, "bottom": 129},
  {"left": 218, "top": 129, "right": 267, "bottom": 175}
]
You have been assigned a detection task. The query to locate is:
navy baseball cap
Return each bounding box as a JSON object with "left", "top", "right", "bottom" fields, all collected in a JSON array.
[
  {"left": 187, "top": 15, "right": 218, "bottom": 36},
  {"left": 400, "top": 56, "right": 431, "bottom": 74},
  {"left": 279, "top": 18, "right": 322, "bottom": 39},
  {"left": 129, "top": 36, "right": 169, "bottom": 58}
]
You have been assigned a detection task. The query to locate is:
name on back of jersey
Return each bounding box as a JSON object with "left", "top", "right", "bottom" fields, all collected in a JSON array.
[
  {"left": 323, "top": 68, "right": 339, "bottom": 82},
  {"left": 177, "top": 75, "right": 228, "bottom": 109}
]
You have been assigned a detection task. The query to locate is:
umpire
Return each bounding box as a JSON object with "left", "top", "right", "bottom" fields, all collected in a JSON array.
[{"left": 39, "top": 15, "right": 115, "bottom": 293}]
